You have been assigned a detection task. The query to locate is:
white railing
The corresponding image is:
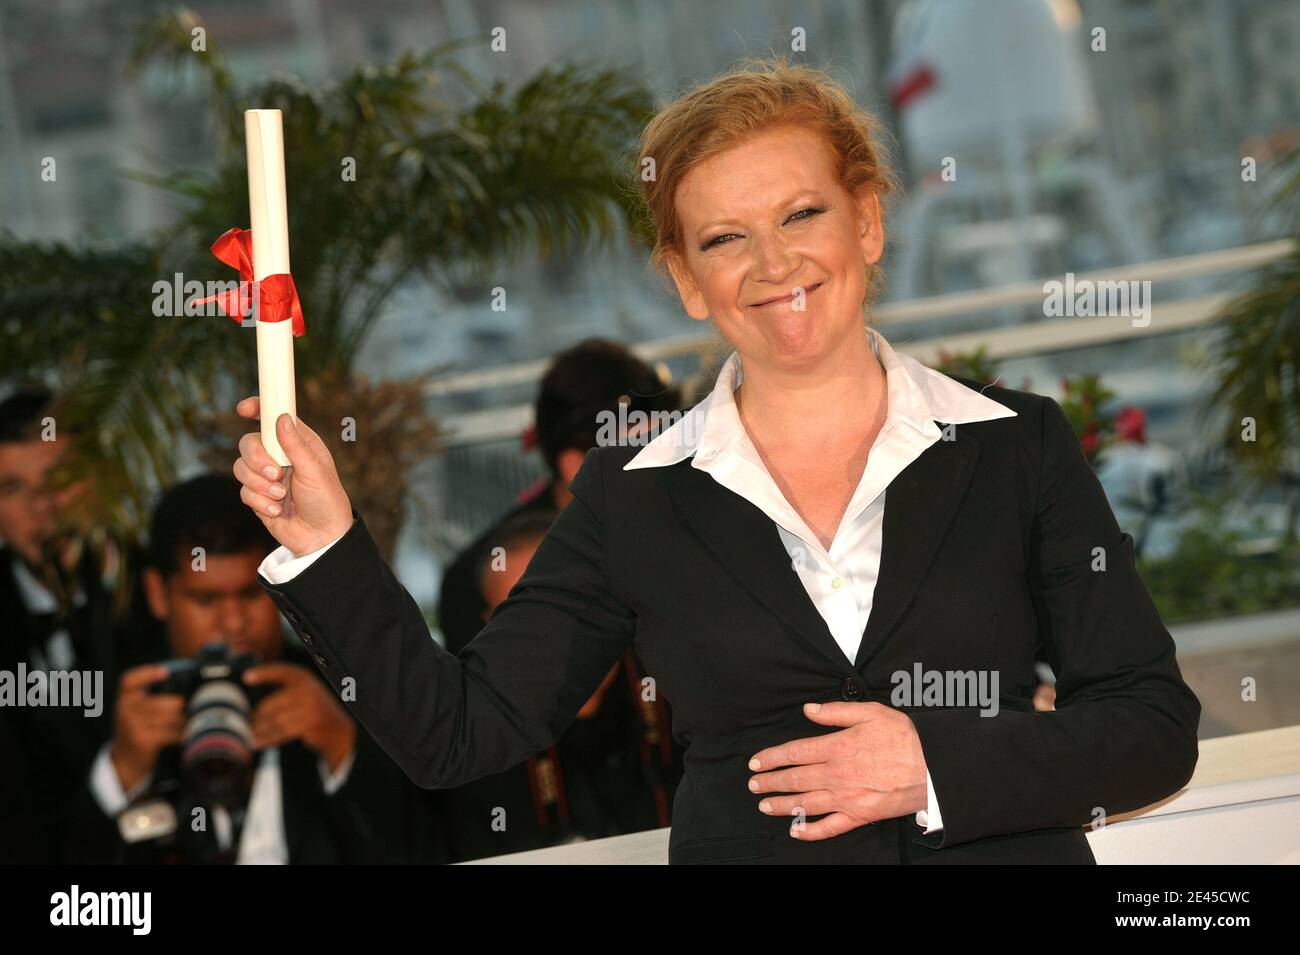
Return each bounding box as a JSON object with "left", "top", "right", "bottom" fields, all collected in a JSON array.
[{"left": 427, "top": 239, "right": 1296, "bottom": 447}]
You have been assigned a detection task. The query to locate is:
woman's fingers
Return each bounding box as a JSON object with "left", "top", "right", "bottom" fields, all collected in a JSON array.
[
  {"left": 241, "top": 482, "right": 283, "bottom": 519},
  {"left": 233, "top": 457, "right": 288, "bottom": 501},
  {"left": 748, "top": 763, "right": 831, "bottom": 795},
  {"left": 231, "top": 410, "right": 354, "bottom": 556},
  {"left": 238, "top": 430, "right": 282, "bottom": 482},
  {"left": 757, "top": 789, "right": 838, "bottom": 818},
  {"left": 792, "top": 811, "right": 868, "bottom": 841},
  {"left": 236, "top": 396, "right": 261, "bottom": 421},
  {"left": 234, "top": 431, "right": 288, "bottom": 517}
]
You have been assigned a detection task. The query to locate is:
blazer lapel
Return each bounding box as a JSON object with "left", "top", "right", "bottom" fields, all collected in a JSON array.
[
  {"left": 659, "top": 464, "right": 855, "bottom": 674},
  {"left": 853, "top": 425, "right": 982, "bottom": 670},
  {"left": 655, "top": 423, "right": 982, "bottom": 676}
]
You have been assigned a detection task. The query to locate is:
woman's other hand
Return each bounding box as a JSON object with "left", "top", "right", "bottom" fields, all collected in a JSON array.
[{"left": 747, "top": 701, "right": 929, "bottom": 840}]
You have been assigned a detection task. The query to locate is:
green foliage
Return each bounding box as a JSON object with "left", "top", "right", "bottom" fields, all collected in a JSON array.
[
  {"left": 933, "top": 344, "right": 1000, "bottom": 384},
  {"left": 933, "top": 345, "right": 1119, "bottom": 465},
  {"left": 127, "top": 12, "right": 655, "bottom": 379},
  {"left": 1139, "top": 489, "right": 1300, "bottom": 625},
  {"left": 1204, "top": 146, "right": 1300, "bottom": 483},
  {"left": 1059, "top": 372, "right": 1117, "bottom": 467},
  {"left": 0, "top": 8, "right": 655, "bottom": 543},
  {"left": 0, "top": 237, "right": 232, "bottom": 531}
]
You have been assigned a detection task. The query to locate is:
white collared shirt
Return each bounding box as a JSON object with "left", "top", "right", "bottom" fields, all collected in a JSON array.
[
  {"left": 259, "top": 325, "right": 1017, "bottom": 838},
  {"left": 5, "top": 549, "right": 82, "bottom": 671},
  {"left": 622, "top": 325, "right": 1017, "bottom": 834},
  {"left": 90, "top": 742, "right": 355, "bottom": 864}
]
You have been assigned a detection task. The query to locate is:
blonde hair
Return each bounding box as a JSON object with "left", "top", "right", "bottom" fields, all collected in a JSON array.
[{"left": 633, "top": 57, "right": 901, "bottom": 305}]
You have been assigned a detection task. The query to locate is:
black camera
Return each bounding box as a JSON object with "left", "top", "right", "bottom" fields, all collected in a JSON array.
[
  {"left": 147, "top": 641, "right": 270, "bottom": 809},
  {"left": 114, "top": 643, "right": 273, "bottom": 861}
]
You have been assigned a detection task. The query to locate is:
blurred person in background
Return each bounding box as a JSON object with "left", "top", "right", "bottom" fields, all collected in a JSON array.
[
  {"left": 437, "top": 338, "right": 682, "bottom": 655},
  {"left": 0, "top": 388, "right": 124, "bottom": 862},
  {"left": 65, "top": 474, "right": 443, "bottom": 864},
  {"left": 440, "top": 508, "right": 681, "bottom": 860}
]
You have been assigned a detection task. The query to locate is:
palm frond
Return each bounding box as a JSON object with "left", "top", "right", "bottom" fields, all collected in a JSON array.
[{"left": 9, "top": 14, "right": 654, "bottom": 549}]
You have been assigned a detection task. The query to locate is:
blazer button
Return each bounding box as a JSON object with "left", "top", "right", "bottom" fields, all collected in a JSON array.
[{"left": 841, "top": 677, "right": 862, "bottom": 701}]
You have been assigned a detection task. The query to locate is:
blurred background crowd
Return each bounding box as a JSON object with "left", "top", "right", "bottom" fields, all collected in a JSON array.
[
  {"left": 0, "top": 0, "right": 1298, "bottom": 863},
  {"left": 0, "top": 344, "right": 685, "bottom": 862}
]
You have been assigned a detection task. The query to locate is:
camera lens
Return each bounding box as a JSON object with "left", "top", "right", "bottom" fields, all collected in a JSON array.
[{"left": 180, "top": 679, "right": 256, "bottom": 806}]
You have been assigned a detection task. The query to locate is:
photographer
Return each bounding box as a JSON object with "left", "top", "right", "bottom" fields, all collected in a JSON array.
[
  {"left": 66, "top": 474, "right": 441, "bottom": 863},
  {"left": 0, "top": 388, "right": 123, "bottom": 862}
]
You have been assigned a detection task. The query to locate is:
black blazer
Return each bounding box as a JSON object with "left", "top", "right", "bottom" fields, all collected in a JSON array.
[
  {"left": 262, "top": 378, "right": 1201, "bottom": 865},
  {"left": 438, "top": 481, "right": 558, "bottom": 656},
  {"left": 0, "top": 544, "right": 120, "bottom": 863}
]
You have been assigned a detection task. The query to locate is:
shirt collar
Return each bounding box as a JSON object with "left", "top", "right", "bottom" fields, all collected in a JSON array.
[
  {"left": 624, "top": 326, "right": 1016, "bottom": 471},
  {"left": 7, "top": 550, "right": 58, "bottom": 613}
]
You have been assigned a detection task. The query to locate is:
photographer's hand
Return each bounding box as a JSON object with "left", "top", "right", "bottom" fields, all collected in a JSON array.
[
  {"left": 244, "top": 662, "right": 357, "bottom": 773},
  {"left": 109, "top": 665, "right": 185, "bottom": 794}
]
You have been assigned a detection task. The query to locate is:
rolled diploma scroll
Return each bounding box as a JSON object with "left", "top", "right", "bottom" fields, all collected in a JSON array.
[{"left": 245, "top": 109, "right": 297, "bottom": 471}]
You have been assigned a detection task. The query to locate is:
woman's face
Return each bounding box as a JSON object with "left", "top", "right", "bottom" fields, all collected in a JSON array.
[{"left": 666, "top": 124, "right": 884, "bottom": 371}]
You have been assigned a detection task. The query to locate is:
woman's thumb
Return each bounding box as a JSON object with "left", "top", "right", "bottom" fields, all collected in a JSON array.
[{"left": 275, "top": 413, "right": 315, "bottom": 471}]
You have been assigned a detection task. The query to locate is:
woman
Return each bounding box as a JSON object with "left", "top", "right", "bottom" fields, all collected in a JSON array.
[{"left": 232, "top": 60, "right": 1199, "bottom": 864}]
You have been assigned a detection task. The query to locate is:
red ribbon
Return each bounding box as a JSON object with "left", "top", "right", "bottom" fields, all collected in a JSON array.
[{"left": 193, "top": 227, "right": 306, "bottom": 336}]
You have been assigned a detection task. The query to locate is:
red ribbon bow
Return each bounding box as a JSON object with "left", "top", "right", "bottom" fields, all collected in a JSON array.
[{"left": 193, "top": 227, "right": 306, "bottom": 336}]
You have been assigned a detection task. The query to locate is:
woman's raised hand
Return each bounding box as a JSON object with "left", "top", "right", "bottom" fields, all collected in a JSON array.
[{"left": 232, "top": 397, "right": 354, "bottom": 558}]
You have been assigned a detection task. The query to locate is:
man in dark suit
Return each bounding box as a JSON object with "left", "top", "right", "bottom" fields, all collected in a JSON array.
[
  {"left": 65, "top": 474, "right": 443, "bottom": 864},
  {"left": 439, "top": 509, "right": 680, "bottom": 860},
  {"left": 438, "top": 339, "right": 681, "bottom": 655},
  {"left": 0, "top": 388, "right": 123, "bottom": 862}
]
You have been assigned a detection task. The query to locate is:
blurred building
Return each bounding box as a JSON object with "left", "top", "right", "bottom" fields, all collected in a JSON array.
[{"left": 2, "top": 0, "right": 1296, "bottom": 375}]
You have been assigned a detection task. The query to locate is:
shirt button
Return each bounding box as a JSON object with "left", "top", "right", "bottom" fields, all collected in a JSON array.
[
  {"left": 831, "top": 577, "right": 843, "bottom": 590},
  {"left": 841, "top": 677, "right": 862, "bottom": 701},
  {"left": 313, "top": 654, "right": 329, "bottom": 670}
]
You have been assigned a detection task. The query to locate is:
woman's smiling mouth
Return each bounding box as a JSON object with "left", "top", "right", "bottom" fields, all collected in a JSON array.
[{"left": 747, "top": 280, "right": 825, "bottom": 309}]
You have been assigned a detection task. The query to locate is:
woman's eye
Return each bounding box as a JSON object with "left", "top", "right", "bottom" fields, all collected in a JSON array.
[
  {"left": 700, "top": 209, "right": 822, "bottom": 250},
  {"left": 787, "top": 207, "right": 825, "bottom": 223}
]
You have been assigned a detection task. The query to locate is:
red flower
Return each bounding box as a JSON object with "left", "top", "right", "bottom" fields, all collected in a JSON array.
[{"left": 1114, "top": 406, "right": 1147, "bottom": 444}]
